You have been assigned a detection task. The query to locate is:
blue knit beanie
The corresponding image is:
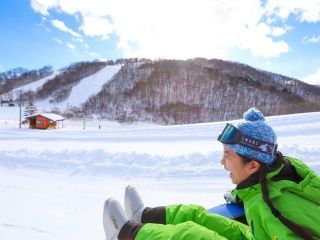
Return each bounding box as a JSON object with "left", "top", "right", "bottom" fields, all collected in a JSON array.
[{"left": 225, "top": 108, "right": 277, "bottom": 165}]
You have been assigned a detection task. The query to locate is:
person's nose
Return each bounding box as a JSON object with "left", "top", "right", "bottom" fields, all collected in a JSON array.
[{"left": 220, "top": 156, "right": 226, "bottom": 166}]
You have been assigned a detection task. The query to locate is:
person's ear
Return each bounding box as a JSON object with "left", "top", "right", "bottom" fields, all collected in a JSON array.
[{"left": 248, "top": 160, "right": 261, "bottom": 174}]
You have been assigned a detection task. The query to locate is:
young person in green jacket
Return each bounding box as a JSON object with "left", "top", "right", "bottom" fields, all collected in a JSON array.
[{"left": 103, "top": 108, "right": 320, "bottom": 240}]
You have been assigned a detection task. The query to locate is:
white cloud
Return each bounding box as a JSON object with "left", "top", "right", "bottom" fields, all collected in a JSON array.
[
  {"left": 66, "top": 43, "right": 76, "bottom": 50},
  {"left": 80, "top": 15, "right": 114, "bottom": 38},
  {"left": 89, "top": 51, "right": 100, "bottom": 58},
  {"left": 265, "top": 60, "right": 272, "bottom": 66},
  {"left": 235, "top": 22, "right": 289, "bottom": 58},
  {"left": 30, "top": 0, "right": 319, "bottom": 60},
  {"left": 303, "top": 68, "right": 320, "bottom": 85},
  {"left": 271, "top": 25, "right": 292, "bottom": 36},
  {"left": 54, "top": 38, "right": 63, "bottom": 44},
  {"left": 265, "top": 0, "right": 320, "bottom": 22},
  {"left": 31, "top": 0, "right": 58, "bottom": 16},
  {"left": 51, "top": 19, "right": 82, "bottom": 38},
  {"left": 306, "top": 35, "right": 320, "bottom": 43},
  {"left": 83, "top": 43, "right": 90, "bottom": 49},
  {"left": 73, "top": 37, "right": 84, "bottom": 43}
]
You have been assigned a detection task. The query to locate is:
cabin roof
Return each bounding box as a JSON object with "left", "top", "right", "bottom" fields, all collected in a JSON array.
[{"left": 27, "top": 113, "right": 65, "bottom": 121}]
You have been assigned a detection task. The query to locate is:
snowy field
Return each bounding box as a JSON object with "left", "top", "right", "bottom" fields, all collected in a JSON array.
[{"left": 0, "top": 107, "right": 320, "bottom": 240}]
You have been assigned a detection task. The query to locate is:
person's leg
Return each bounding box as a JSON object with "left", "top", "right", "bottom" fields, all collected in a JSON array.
[
  {"left": 123, "top": 187, "right": 252, "bottom": 239},
  {"left": 104, "top": 197, "right": 227, "bottom": 240},
  {"left": 140, "top": 204, "right": 252, "bottom": 240},
  {"left": 119, "top": 221, "right": 229, "bottom": 240}
]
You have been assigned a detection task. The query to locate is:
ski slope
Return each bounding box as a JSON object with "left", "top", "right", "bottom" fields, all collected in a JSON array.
[
  {"left": 59, "top": 64, "right": 121, "bottom": 110},
  {"left": 13, "top": 72, "right": 59, "bottom": 93},
  {"left": 0, "top": 109, "right": 319, "bottom": 239}
]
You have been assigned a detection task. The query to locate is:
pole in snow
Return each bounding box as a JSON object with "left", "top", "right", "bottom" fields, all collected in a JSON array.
[{"left": 19, "top": 91, "right": 22, "bottom": 129}]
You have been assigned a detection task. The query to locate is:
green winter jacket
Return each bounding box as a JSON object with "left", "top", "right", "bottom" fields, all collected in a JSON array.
[
  {"left": 234, "top": 155, "right": 320, "bottom": 239},
  {"left": 135, "top": 155, "right": 320, "bottom": 240}
]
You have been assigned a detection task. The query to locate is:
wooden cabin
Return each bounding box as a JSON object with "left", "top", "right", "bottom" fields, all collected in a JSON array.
[{"left": 27, "top": 113, "right": 65, "bottom": 129}]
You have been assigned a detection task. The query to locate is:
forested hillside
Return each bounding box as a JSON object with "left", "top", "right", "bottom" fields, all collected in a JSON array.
[{"left": 82, "top": 58, "right": 320, "bottom": 124}]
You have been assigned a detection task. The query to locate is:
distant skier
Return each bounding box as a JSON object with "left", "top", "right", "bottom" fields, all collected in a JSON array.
[{"left": 103, "top": 108, "right": 320, "bottom": 240}]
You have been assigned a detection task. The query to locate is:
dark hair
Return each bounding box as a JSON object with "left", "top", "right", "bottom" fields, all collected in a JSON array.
[{"left": 239, "top": 154, "right": 252, "bottom": 164}]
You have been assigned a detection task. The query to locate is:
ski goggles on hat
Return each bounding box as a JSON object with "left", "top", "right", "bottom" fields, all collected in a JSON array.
[{"left": 218, "top": 123, "right": 277, "bottom": 156}]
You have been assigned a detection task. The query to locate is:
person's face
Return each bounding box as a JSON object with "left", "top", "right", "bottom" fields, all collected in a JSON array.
[{"left": 220, "top": 146, "right": 260, "bottom": 185}]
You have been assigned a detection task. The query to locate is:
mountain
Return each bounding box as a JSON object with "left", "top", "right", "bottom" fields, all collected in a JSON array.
[
  {"left": 1, "top": 58, "right": 320, "bottom": 124},
  {"left": 0, "top": 66, "right": 53, "bottom": 98},
  {"left": 82, "top": 58, "right": 320, "bottom": 123}
]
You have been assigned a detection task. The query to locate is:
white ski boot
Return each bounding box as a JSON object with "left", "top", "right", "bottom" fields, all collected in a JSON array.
[
  {"left": 103, "top": 198, "right": 128, "bottom": 240},
  {"left": 124, "top": 185, "right": 145, "bottom": 223}
]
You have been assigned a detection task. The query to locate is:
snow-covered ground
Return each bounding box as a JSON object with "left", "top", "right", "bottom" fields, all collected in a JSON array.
[{"left": 0, "top": 107, "right": 320, "bottom": 239}]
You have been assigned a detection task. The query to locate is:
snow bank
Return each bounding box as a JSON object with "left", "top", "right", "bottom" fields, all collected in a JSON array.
[{"left": 0, "top": 111, "right": 319, "bottom": 240}]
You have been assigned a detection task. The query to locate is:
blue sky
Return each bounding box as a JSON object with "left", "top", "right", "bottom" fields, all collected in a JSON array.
[{"left": 0, "top": 0, "right": 320, "bottom": 85}]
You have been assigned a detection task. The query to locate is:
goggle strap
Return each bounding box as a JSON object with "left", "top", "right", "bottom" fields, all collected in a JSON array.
[{"left": 238, "top": 134, "right": 277, "bottom": 155}]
